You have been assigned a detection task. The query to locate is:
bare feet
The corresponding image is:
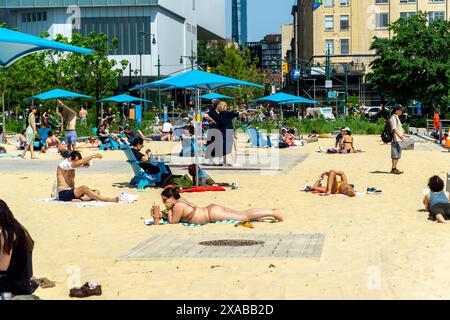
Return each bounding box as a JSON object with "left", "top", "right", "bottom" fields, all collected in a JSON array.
[
  {"left": 272, "top": 209, "right": 284, "bottom": 222},
  {"left": 112, "top": 197, "right": 120, "bottom": 203}
]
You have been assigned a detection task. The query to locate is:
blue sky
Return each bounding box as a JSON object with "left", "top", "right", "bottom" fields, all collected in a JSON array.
[{"left": 225, "top": 0, "right": 295, "bottom": 42}]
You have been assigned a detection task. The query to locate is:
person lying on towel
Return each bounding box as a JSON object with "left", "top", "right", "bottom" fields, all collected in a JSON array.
[
  {"left": 312, "top": 170, "right": 356, "bottom": 197},
  {"left": 159, "top": 187, "right": 283, "bottom": 225},
  {"left": 57, "top": 151, "right": 119, "bottom": 203}
]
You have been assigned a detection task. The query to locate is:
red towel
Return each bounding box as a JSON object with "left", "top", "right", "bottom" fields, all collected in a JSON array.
[{"left": 164, "top": 185, "right": 226, "bottom": 193}]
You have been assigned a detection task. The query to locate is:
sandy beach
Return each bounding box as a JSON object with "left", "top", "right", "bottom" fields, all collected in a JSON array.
[{"left": 1, "top": 135, "right": 449, "bottom": 299}]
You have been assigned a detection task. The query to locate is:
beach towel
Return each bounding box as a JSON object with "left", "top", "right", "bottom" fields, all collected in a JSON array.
[
  {"left": 144, "top": 218, "right": 246, "bottom": 228},
  {"left": 33, "top": 194, "right": 139, "bottom": 207},
  {"left": 0, "top": 153, "right": 21, "bottom": 158},
  {"left": 300, "top": 185, "right": 365, "bottom": 196},
  {"left": 164, "top": 185, "right": 226, "bottom": 193}
]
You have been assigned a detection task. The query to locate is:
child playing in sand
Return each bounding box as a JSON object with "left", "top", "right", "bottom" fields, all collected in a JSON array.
[
  {"left": 312, "top": 170, "right": 356, "bottom": 197},
  {"left": 423, "top": 175, "right": 450, "bottom": 223},
  {"left": 159, "top": 187, "right": 283, "bottom": 225}
]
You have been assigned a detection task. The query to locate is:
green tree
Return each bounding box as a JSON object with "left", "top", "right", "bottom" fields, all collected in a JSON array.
[
  {"left": 215, "top": 46, "right": 264, "bottom": 102},
  {"left": 197, "top": 40, "right": 226, "bottom": 68},
  {"left": 367, "top": 12, "right": 450, "bottom": 114}
]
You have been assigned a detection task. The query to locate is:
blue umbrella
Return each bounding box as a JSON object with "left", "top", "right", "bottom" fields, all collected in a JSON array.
[
  {"left": 131, "top": 70, "right": 264, "bottom": 91},
  {"left": 0, "top": 27, "right": 93, "bottom": 67},
  {"left": 28, "top": 89, "right": 92, "bottom": 100},
  {"left": 252, "top": 92, "right": 317, "bottom": 104},
  {"left": 96, "top": 94, "right": 152, "bottom": 103},
  {"left": 201, "top": 93, "right": 235, "bottom": 100}
]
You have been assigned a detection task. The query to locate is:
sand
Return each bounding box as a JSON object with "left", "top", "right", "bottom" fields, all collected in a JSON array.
[{"left": 1, "top": 135, "right": 449, "bottom": 299}]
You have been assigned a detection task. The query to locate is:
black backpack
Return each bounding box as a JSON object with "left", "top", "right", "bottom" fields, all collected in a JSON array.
[{"left": 381, "top": 119, "right": 393, "bottom": 143}]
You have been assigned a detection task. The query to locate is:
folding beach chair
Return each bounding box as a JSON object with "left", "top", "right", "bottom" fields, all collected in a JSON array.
[
  {"left": 121, "top": 145, "right": 171, "bottom": 189},
  {"left": 246, "top": 127, "right": 259, "bottom": 147},
  {"left": 36, "top": 128, "right": 51, "bottom": 149}
]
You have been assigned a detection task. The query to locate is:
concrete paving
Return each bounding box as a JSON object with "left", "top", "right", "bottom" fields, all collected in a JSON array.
[{"left": 119, "top": 233, "right": 326, "bottom": 260}]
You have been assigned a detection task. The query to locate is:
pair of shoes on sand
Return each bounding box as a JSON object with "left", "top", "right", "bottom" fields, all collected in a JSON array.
[{"left": 69, "top": 282, "right": 102, "bottom": 298}]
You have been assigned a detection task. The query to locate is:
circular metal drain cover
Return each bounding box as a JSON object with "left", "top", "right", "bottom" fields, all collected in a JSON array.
[{"left": 199, "top": 240, "right": 264, "bottom": 247}]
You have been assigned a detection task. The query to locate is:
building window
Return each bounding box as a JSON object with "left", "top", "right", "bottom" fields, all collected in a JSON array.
[
  {"left": 340, "top": 39, "right": 349, "bottom": 54},
  {"left": 43, "top": 11, "right": 47, "bottom": 21},
  {"left": 340, "top": 15, "right": 349, "bottom": 30},
  {"left": 400, "top": 12, "right": 415, "bottom": 19},
  {"left": 21, "top": 13, "right": 26, "bottom": 23},
  {"left": 325, "top": 0, "right": 334, "bottom": 7},
  {"left": 26, "top": 13, "right": 31, "bottom": 22},
  {"left": 428, "top": 0, "right": 444, "bottom": 3},
  {"left": 429, "top": 11, "right": 445, "bottom": 23},
  {"left": 325, "top": 39, "right": 334, "bottom": 55},
  {"left": 375, "top": 0, "right": 388, "bottom": 4},
  {"left": 325, "top": 16, "right": 334, "bottom": 31},
  {"left": 76, "top": 17, "right": 152, "bottom": 55},
  {"left": 375, "top": 13, "right": 389, "bottom": 29},
  {"left": 399, "top": 0, "right": 415, "bottom": 3},
  {"left": 340, "top": 0, "right": 349, "bottom": 5}
]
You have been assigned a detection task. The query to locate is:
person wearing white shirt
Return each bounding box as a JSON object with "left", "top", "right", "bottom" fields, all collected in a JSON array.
[
  {"left": 389, "top": 104, "right": 408, "bottom": 174},
  {"left": 160, "top": 121, "right": 174, "bottom": 141}
]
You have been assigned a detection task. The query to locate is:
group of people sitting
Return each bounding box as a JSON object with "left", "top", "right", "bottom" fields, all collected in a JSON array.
[
  {"left": 96, "top": 122, "right": 145, "bottom": 147},
  {"left": 318, "top": 127, "right": 362, "bottom": 154}
]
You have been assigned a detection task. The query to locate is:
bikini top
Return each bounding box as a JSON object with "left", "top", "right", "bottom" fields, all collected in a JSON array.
[{"left": 174, "top": 200, "right": 197, "bottom": 222}]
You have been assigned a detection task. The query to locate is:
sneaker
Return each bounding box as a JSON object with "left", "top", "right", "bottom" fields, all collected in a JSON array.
[
  {"left": 302, "top": 184, "right": 314, "bottom": 192},
  {"left": 391, "top": 169, "right": 404, "bottom": 175},
  {"left": 69, "top": 282, "right": 102, "bottom": 298},
  {"left": 231, "top": 182, "right": 239, "bottom": 190},
  {"left": 367, "top": 187, "right": 382, "bottom": 194}
]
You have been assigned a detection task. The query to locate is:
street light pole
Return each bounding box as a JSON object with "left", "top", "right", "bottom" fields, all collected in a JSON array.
[{"left": 157, "top": 54, "right": 161, "bottom": 115}]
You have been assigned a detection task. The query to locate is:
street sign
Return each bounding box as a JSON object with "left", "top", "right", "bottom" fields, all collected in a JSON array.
[
  {"left": 292, "top": 69, "right": 302, "bottom": 80},
  {"left": 325, "top": 80, "right": 333, "bottom": 88},
  {"left": 328, "top": 91, "right": 337, "bottom": 98}
]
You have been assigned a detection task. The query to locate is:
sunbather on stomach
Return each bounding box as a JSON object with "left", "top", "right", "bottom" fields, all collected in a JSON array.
[
  {"left": 160, "top": 187, "right": 283, "bottom": 225},
  {"left": 312, "top": 170, "right": 356, "bottom": 197}
]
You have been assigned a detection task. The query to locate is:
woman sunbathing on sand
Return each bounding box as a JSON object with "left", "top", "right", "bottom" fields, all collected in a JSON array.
[
  {"left": 312, "top": 170, "right": 356, "bottom": 197},
  {"left": 160, "top": 187, "right": 283, "bottom": 225}
]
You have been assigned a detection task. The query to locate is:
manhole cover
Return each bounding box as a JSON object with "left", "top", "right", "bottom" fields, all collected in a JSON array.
[{"left": 199, "top": 240, "right": 264, "bottom": 247}]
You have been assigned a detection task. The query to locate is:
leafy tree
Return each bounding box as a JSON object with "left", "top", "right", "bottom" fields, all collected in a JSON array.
[
  {"left": 197, "top": 40, "right": 226, "bottom": 68},
  {"left": 367, "top": 12, "right": 450, "bottom": 114},
  {"left": 215, "top": 46, "right": 264, "bottom": 102}
]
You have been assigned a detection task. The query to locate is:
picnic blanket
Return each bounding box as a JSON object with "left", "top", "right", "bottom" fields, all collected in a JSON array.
[{"left": 144, "top": 218, "right": 246, "bottom": 228}]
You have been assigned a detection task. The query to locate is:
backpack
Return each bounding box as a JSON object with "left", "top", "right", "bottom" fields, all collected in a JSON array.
[{"left": 381, "top": 119, "right": 393, "bottom": 143}]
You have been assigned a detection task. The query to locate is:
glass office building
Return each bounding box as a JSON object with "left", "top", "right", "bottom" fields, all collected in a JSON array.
[{"left": 231, "top": 0, "right": 247, "bottom": 46}]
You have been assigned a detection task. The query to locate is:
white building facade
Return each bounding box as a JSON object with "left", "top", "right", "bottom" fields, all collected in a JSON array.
[{"left": 0, "top": 0, "right": 225, "bottom": 79}]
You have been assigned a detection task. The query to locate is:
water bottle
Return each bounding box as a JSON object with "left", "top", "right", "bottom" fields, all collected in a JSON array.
[
  {"left": 51, "top": 180, "right": 58, "bottom": 199},
  {"left": 447, "top": 173, "right": 450, "bottom": 193}
]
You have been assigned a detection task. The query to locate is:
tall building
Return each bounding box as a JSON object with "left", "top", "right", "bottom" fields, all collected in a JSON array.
[
  {"left": 0, "top": 0, "right": 226, "bottom": 80},
  {"left": 281, "top": 24, "right": 294, "bottom": 60},
  {"left": 293, "top": 0, "right": 450, "bottom": 104},
  {"left": 261, "top": 34, "right": 282, "bottom": 72},
  {"left": 231, "top": 0, "right": 247, "bottom": 45}
]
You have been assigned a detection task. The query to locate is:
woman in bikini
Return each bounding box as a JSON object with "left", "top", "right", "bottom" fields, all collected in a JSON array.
[
  {"left": 312, "top": 170, "right": 356, "bottom": 197},
  {"left": 160, "top": 187, "right": 283, "bottom": 225}
]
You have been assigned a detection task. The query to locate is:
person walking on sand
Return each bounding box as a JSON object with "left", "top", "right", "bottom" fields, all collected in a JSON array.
[
  {"left": 79, "top": 106, "right": 88, "bottom": 127},
  {"left": 56, "top": 151, "right": 119, "bottom": 203},
  {"left": 57, "top": 100, "right": 78, "bottom": 151},
  {"left": 21, "top": 106, "right": 38, "bottom": 160},
  {"left": 159, "top": 187, "right": 283, "bottom": 225},
  {"left": 389, "top": 104, "right": 408, "bottom": 175}
]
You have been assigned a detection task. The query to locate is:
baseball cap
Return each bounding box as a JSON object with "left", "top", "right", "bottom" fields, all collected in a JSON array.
[
  {"left": 344, "top": 127, "right": 351, "bottom": 132},
  {"left": 393, "top": 104, "right": 403, "bottom": 112}
]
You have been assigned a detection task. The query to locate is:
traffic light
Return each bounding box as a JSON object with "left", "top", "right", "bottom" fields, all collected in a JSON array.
[
  {"left": 282, "top": 61, "right": 288, "bottom": 75},
  {"left": 207, "top": 65, "right": 212, "bottom": 73}
]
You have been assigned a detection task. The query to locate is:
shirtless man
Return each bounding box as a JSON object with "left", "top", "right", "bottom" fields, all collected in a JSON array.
[
  {"left": 57, "top": 151, "right": 119, "bottom": 203},
  {"left": 312, "top": 170, "right": 356, "bottom": 197},
  {"left": 57, "top": 100, "right": 77, "bottom": 151},
  {"left": 79, "top": 106, "right": 88, "bottom": 126}
]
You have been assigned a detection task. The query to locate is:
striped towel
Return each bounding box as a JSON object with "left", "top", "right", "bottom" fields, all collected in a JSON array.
[{"left": 144, "top": 218, "right": 243, "bottom": 228}]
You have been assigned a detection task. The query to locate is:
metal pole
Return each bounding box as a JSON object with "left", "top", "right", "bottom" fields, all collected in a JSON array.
[
  {"left": 158, "top": 54, "right": 161, "bottom": 116},
  {"left": 139, "top": 35, "right": 143, "bottom": 105},
  {"left": 2, "top": 91, "right": 5, "bottom": 143},
  {"left": 194, "top": 89, "right": 200, "bottom": 187},
  {"left": 344, "top": 64, "right": 348, "bottom": 121}
]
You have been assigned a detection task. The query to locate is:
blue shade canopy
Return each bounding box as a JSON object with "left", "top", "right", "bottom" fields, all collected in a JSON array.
[
  {"left": 252, "top": 92, "right": 317, "bottom": 104},
  {"left": 0, "top": 27, "right": 93, "bottom": 67},
  {"left": 28, "top": 89, "right": 92, "bottom": 100},
  {"left": 201, "top": 93, "right": 235, "bottom": 100},
  {"left": 131, "top": 70, "right": 264, "bottom": 91},
  {"left": 96, "top": 94, "right": 152, "bottom": 103}
]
